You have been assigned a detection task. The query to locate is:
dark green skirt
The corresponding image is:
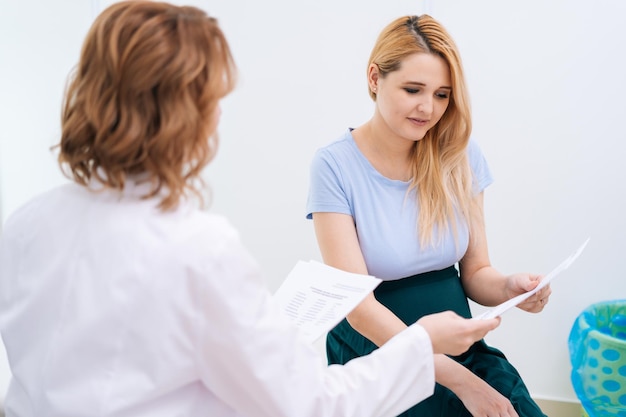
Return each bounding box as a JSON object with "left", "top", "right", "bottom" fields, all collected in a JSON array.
[{"left": 326, "top": 265, "right": 547, "bottom": 417}]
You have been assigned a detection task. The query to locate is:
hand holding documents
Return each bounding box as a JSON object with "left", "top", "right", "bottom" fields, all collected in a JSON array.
[
  {"left": 474, "top": 237, "right": 590, "bottom": 320},
  {"left": 274, "top": 260, "right": 381, "bottom": 343}
]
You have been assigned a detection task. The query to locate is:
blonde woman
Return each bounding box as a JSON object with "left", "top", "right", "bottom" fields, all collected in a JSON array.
[
  {"left": 0, "top": 3, "right": 500, "bottom": 417},
  {"left": 307, "top": 15, "right": 549, "bottom": 417}
]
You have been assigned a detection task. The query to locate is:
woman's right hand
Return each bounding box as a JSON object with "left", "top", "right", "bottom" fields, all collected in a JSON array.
[
  {"left": 416, "top": 311, "right": 500, "bottom": 356},
  {"left": 454, "top": 373, "right": 519, "bottom": 417}
]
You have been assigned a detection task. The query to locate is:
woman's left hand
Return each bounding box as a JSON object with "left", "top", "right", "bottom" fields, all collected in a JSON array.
[{"left": 506, "top": 273, "right": 551, "bottom": 313}]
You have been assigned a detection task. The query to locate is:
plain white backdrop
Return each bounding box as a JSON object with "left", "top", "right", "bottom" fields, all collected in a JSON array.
[{"left": 1, "top": 0, "right": 625, "bottom": 406}]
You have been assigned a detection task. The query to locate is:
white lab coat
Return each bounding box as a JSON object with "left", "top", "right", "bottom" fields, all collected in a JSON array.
[{"left": 0, "top": 180, "right": 435, "bottom": 417}]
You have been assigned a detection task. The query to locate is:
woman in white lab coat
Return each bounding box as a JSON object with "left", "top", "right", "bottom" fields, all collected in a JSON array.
[{"left": 0, "top": 2, "right": 499, "bottom": 416}]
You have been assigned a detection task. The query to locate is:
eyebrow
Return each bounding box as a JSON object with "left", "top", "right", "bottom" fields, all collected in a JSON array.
[{"left": 403, "top": 81, "right": 452, "bottom": 90}]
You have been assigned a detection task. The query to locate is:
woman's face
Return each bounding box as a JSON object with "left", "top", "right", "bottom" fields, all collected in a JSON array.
[{"left": 371, "top": 52, "right": 451, "bottom": 142}]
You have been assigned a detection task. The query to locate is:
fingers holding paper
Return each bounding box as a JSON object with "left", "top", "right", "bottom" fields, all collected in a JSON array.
[
  {"left": 417, "top": 311, "right": 500, "bottom": 356},
  {"left": 507, "top": 273, "right": 552, "bottom": 313},
  {"left": 518, "top": 284, "right": 552, "bottom": 313}
]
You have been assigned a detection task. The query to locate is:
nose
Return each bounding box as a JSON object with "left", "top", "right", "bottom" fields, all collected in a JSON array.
[{"left": 417, "top": 96, "right": 433, "bottom": 116}]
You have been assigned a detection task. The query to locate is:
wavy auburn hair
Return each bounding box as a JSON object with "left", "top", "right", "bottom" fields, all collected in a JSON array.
[
  {"left": 58, "top": 1, "right": 236, "bottom": 210},
  {"left": 369, "top": 15, "right": 476, "bottom": 246}
]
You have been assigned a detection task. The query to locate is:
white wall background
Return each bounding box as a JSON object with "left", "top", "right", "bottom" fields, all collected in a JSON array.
[{"left": 1, "top": 0, "right": 625, "bottom": 406}]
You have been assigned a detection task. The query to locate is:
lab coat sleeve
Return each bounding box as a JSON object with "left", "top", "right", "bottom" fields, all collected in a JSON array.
[{"left": 194, "top": 225, "right": 435, "bottom": 417}]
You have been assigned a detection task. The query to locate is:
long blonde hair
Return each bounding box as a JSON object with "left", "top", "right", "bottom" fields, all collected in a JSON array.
[
  {"left": 369, "top": 15, "right": 477, "bottom": 246},
  {"left": 58, "top": 1, "right": 237, "bottom": 210}
]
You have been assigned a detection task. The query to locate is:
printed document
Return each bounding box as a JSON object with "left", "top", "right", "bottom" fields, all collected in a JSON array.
[{"left": 274, "top": 260, "right": 381, "bottom": 343}]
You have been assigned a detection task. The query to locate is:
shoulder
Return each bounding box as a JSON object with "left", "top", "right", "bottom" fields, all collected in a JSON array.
[
  {"left": 310, "top": 130, "right": 363, "bottom": 179},
  {"left": 178, "top": 210, "right": 263, "bottom": 298},
  {"left": 466, "top": 138, "right": 491, "bottom": 169},
  {"left": 465, "top": 138, "right": 494, "bottom": 191},
  {"left": 133, "top": 205, "right": 262, "bottom": 289},
  {"left": 467, "top": 138, "right": 487, "bottom": 159},
  {"left": 2, "top": 183, "right": 76, "bottom": 238},
  {"left": 173, "top": 208, "right": 242, "bottom": 255},
  {"left": 313, "top": 130, "right": 355, "bottom": 161}
]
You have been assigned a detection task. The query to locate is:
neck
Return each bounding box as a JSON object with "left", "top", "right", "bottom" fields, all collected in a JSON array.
[{"left": 353, "top": 121, "right": 414, "bottom": 181}]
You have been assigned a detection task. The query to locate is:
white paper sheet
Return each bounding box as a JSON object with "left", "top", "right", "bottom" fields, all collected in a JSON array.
[
  {"left": 474, "top": 237, "right": 590, "bottom": 320},
  {"left": 274, "top": 260, "right": 382, "bottom": 343}
]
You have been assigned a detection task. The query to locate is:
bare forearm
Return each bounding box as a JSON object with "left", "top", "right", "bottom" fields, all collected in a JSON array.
[
  {"left": 460, "top": 265, "right": 509, "bottom": 307},
  {"left": 346, "top": 295, "right": 408, "bottom": 347},
  {"left": 434, "top": 354, "right": 479, "bottom": 392}
]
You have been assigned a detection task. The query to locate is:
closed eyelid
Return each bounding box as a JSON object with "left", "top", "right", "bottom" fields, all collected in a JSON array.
[{"left": 436, "top": 88, "right": 451, "bottom": 97}]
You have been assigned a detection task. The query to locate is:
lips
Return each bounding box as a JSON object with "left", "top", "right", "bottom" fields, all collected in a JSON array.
[{"left": 408, "top": 117, "right": 428, "bottom": 126}]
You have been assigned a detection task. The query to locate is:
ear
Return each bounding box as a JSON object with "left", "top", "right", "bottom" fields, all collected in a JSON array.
[{"left": 367, "top": 63, "right": 380, "bottom": 94}]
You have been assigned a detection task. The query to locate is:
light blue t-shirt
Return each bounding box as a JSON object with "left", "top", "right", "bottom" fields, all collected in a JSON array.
[{"left": 306, "top": 129, "right": 493, "bottom": 280}]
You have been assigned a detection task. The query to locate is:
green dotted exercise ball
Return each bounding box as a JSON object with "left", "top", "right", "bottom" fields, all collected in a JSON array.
[{"left": 569, "top": 299, "right": 626, "bottom": 417}]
